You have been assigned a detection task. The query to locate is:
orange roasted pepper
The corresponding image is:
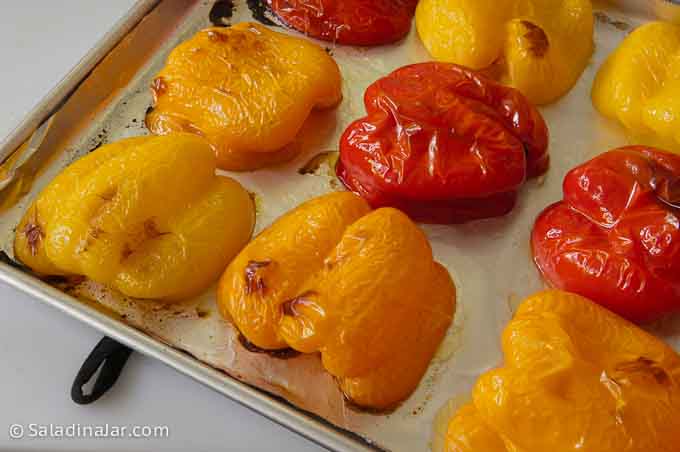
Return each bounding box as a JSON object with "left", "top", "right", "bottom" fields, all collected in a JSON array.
[
  {"left": 415, "top": 0, "right": 593, "bottom": 105},
  {"left": 217, "top": 192, "right": 456, "bottom": 410},
  {"left": 445, "top": 290, "right": 680, "bottom": 452},
  {"left": 146, "top": 22, "right": 342, "bottom": 171}
]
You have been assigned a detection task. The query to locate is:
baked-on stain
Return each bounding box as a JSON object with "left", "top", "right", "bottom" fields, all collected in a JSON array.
[
  {"left": 237, "top": 333, "right": 300, "bottom": 359},
  {"left": 594, "top": 11, "right": 631, "bottom": 32},
  {"left": 246, "top": 0, "right": 277, "bottom": 26},
  {"left": 244, "top": 259, "right": 271, "bottom": 295},
  {"left": 0, "top": 250, "right": 25, "bottom": 271},
  {"left": 209, "top": 0, "right": 234, "bottom": 27},
  {"left": 23, "top": 221, "right": 43, "bottom": 256},
  {"left": 521, "top": 21, "right": 549, "bottom": 58},
  {"left": 297, "top": 151, "right": 338, "bottom": 175}
]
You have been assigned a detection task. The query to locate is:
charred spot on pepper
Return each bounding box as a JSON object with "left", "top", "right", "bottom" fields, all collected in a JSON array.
[
  {"left": 614, "top": 356, "right": 672, "bottom": 386},
  {"left": 121, "top": 243, "right": 134, "bottom": 261},
  {"left": 237, "top": 333, "right": 300, "bottom": 359},
  {"left": 521, "top": 21, "right": 549, "bottom": 58},
  {"left": 98, "top": 187, "right": 117, "bottom": 202},
  {"left": 281, "top": 290, "right": 319, "bottom": 317},
  {"left": 23, "top": 220, "right": 44, "bottom": 257},
  {"left": 143, "top": 218, "right": 167, "bottom": 239},
  {"left": 151, "top": 77, "right": 167, "bottom": 98},
  {"left": 244, "top": 259, "right": 272, "bottom": 295}
]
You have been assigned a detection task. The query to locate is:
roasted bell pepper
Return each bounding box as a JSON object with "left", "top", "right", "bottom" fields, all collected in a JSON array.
[
  {"left": 146, "top": 22, "right": 342, "bottom": 171},
  {"left": 336, "top": 62, "right": 549, "bottom": 224},
  {"left": 267, "top": 0, "right": 418, "bottom": 46},
  {"left": 217, "top": 192, "right": 456, "bottom": 410},
  {"left": 532, "top": 146, "right": 680, "bottom": 323},
  {"left": 15, "top": 135, "right": 255, "bottom": 301},
  {"left": 592, "top": 21, "right": 680, "bottom": 151},
  {"left": 445, "top": 290, "right": 680, "bottom": 452},
  {"left": 415, "top": 0, "right": 593, "bottom": 105}
]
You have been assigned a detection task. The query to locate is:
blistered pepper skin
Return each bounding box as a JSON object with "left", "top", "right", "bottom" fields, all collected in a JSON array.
[
  {"left": 15, "top": 135, "right": 255, "bottom": 301},
  {"left": 415, "top": 0, "right": 593, "bottom": 105},
  {"left": 337, "top": 62, "right": 549, "bottom": 224},
  {"left": 532, "top": 146, "right": 680, "bottom": 323},
  {"left": 146, "top": 23, "right": 342, "bottom": 171},
  {"left": 592, "top": 21, "right": 680, "bottom": 150},
  {"left": 217, "top": 192, "right": 456, "bottom": 410},
  {"left": 267, "top": 0, "right": 417, "bottom": 46},
  {"left": 445, "top": 290, "right": 680, "bottom": 452},
  {"left": 218, "top": 192, "right": 371, "bottom": 350}
]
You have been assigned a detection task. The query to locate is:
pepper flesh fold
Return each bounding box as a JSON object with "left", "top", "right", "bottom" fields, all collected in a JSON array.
[
  {"left": 532, "top": 146, "right": 680, "bottom": 323},
  {"left": 415, "top": 0, "right": 593, "bottom": 105},
  {"left": 15, "top": 135, "right": 255, "bottom": 301},
  {"left": 592, "top": 21, "right": 680, "bottom": 151},
  {"left": 337, "top": 62, "right": 549, "bottom": 224},
  {"left": 217, "top": 192, "right": 456, "bottom": 410},
  {"left": 146, "top": 22, "right": 342, "bottom": 171},
  {"left": 445, "top": 290, "right": 680, "bottom": 452},
  {"left": 267, "top": 0, "right": 418, "bottom": 46}
]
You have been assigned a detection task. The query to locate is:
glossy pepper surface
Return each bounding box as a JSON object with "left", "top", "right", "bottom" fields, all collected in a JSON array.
[
  {"left": 532, "top": 146, "right": 680, "bottom": 323},
  {"left": 445, "top": 290, "right": 680, "bottom": 452},
  {"left": 415, "top": 0, "right": 593, "bottom": 105},
  {"left": 267, "top": 0, "right": 418, "bottom": 46},
  {"left": 337, "top": 62, "right": 549, "bottom": 224},
  {"left": 14, "top": 135, "right": 255, "bottom": 301},
  {"left": 592, "top": 21, "right": 680, "bottom": 151},
  {"left": 217, "top": 192, "right": 456, "bottom": 410},
  {"left": 146, "top": 22, "right": 342, "bottom": 171}
]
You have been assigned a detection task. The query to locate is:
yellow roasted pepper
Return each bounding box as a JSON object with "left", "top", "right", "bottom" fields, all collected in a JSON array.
[
  {"left": 15, "top": 135, "right": 255, "bottom": 301},
  {"left": 218, "top": 192, "right": 456, "bottom": 410},
  {"left": 415, "top": 0, "right": 593, "bottom": 105},
  {"left": 592, "top": 21, "right": 680, "bottom": 151},
  {"left": 146, "top": 22, "right": 343, "bottom": 171},
  {"left": 445, "top": 290, "right": 680, "bottom": 452}
]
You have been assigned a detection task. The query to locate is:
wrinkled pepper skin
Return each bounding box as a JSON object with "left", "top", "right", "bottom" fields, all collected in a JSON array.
[
  {"left": 217, "top": 192, "right": 456, "bottom": 410},
  {"left": 532, "top": 146, "right": 680, "bottom": 323},
  {"left": 592, "top": 21, "right": 680, "bottom": 151},
  {"left": 445, "top": 290, "right": 680, "bottom": 452},
  {"left": 146, "top": 23, "right": 342, "bottom": 171},
  {"left": 415, "top": 0, "right": 593, "bottom": 105},
  {"left": 267, "top": 0, "right": 418, "bottom": 46},
  {"left": 337, "top": 62, "right": 549, "bottom": 224},
  {"left": 15, "top": 135, "right": 255, "bottom": 301}
]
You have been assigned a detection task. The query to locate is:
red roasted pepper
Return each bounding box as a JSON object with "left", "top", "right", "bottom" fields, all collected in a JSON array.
[
  {"left": 532, "top": 146, "right": 680, "bottom": 323},
  {"left": 267, "top": 0, "right": 418, "bottom": 46},
  {"left": 336, "top": 62, "right": 549, "bottom": 224}
]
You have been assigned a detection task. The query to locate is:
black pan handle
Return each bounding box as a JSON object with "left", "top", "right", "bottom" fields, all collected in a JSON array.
[{"left": 71, "top": 336, "right": 133, "bottom": 404}]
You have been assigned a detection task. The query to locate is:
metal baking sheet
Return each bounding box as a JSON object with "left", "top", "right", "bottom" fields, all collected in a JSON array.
[{"left": 1, "top": 1, "right": 680, "bottom": 451}]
